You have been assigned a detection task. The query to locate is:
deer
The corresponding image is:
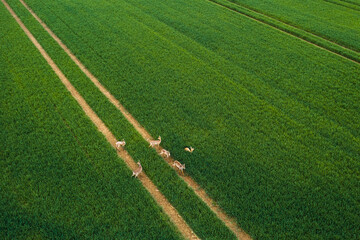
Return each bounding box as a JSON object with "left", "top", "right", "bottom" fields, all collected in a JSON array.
[
  {"left": 116, "top": 139, "right": 126, "bottom": 149},
  {"left": 173, "top": 160, "right": 185, "bottom": 175},
  {"left": 160, "top": 149, "right": 170, "bottom": 158},
  {"left": 149, "top": 136, "right": 161, "bottom": 148},
  {"left": 132, "top": 162, "right": 142, "bottom": 178},
  {"left": 184, "top": 146, "right": 194, "bottom": 153}
]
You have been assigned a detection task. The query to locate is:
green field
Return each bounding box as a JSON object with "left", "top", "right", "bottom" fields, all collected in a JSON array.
[
  {"left": 208, "top": 0, "right": 360, "bottom": 62},
  {"left": 2, "top": 0, "right": 360, "bottom": 239},
  {"left": 1, "top": 1, "right": 238, "bottom": 239},
  {"left": 0, "top": 5, "right": 184, "bottom": 239},
  {"left": 214, "top": 0, "right": 360, "bottom": 52}
]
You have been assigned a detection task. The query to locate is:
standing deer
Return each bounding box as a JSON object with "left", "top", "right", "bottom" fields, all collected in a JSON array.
[
  {"left": 184, "top": 146, "right": 194, "bottom": 153},
  {"left": 116, "top": 140, "right": 126, "bottom": 149},
  {"left": 173, "top": 160, "right": 185, "bottom": 175},
  {"left": 160, "top": 149, "right": 170, "bottom": 158},
  {"left": 132, "top": 162, "right": 142, "bottom": 178},
  {"left": 149, "top": 136, "right": 161, "bottom": 148}
]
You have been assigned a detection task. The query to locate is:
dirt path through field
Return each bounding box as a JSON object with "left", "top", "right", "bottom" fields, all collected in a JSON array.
[
  {"left": 18, "top": 0, "right": 252, "bottom": 239},
  {"left": 2, "top": 1, "right": 199, "bottom": 239}
]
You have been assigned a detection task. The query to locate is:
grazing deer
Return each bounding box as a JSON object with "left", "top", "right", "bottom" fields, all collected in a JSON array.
[
  {"left": 173, "top": 160, "right": 185, "bottom": 175},
  {"left": 132, "top": 162, "right": 142, "bottom": 178},
  {"left": 160, "top": 149, "right": 171, "bottom": 158},
  {"left": 116, "top": 140, "right": 126, "bottom": 149},
  {"left": 184, "top": 146, "right": 194, "bottom": 153},
  {"left": 149, "top": 136, "right": 161, "bottom": 148}
]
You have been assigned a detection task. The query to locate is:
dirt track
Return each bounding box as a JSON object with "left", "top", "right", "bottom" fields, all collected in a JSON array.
[
  {"left": 2, "top": 1, "right": 199, "bottom": 239},
  {"left": 14, "top": 0, "right": 253, "bottom": 239}
]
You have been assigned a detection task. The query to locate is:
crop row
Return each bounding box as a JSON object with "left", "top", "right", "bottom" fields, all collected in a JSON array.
[
  {"left": 343, "top": 0, "right": 360, "bottom": 5},
  {"left": 0, "top": 5, "right": 183, "bottom": 240},
  {"left": 14, "top": 0, "right": 360, "bottom": 239},
  {"left": 4, "top": 0, "right": 238, "bottom": 239},
  {"left": 212, "top": 0, "right": 360, "bottom": 55},
  {"left": 324, "top": 0, "right": 360, "bottom": 11}
]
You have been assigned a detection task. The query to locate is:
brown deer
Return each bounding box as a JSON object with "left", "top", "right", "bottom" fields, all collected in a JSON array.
[
  {"left": 149, "top": 136, "right": 161, "bottom": 148},
  {"left": 115, "top": 139, "right": 126, "bottom": 149},
  {"left": 132, "top": 162, "right": 143, "bottom": 178},
  {"left": 160, "top": 149, "right": 170, "bottom": 158},
  {"left": 173, "top": 160, "right": 185, "bottom": 175}
]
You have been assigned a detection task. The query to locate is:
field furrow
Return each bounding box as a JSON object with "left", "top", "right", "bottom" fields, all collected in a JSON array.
[
  {"left": 324, "top": 0, "right": 360, "bottom": 11},
  {"left": 207, "top": 0, "right": 360, "bottom": 64},
  {"left": 341, "top": 0, "right": 360, "bottom": 6},
  {"left": 211, "top": 0, "right": 360, "bottom": 54}
]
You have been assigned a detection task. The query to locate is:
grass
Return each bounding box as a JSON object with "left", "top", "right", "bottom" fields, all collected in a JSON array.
[
  {"left": 0, "top": 5, "right": 183, "bottom": 239},
  {"left": 3, "top": 0, "right": 237, "bottom": 239},
  {"left": 4, "top": 0, "right": 360, "bottom": 239},
  {"left": 197, "top": 0, "right": 360, "bottom": 64},
  {"left": 214, "top": 0, "right": 360, "bottom": 53},
  {"left": 323, "top": 0, "right": 360, "bottom": 11}
]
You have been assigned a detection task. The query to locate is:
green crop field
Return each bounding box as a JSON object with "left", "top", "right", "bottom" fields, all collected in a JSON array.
[
  {"left": 209, "top": 0, "right": 360, "bottom": 63},
  {"left": 0, "top": 5, "right": 183, "bottom": 240},
  {"left": 213, "top": 0, "right": 360, "bottom": 52},
  {"left": 2, "top": 0, "right": 238, "bottom": 238},
  {"left": 2, "top": 0, "right": 360, "bottom": 239}
]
